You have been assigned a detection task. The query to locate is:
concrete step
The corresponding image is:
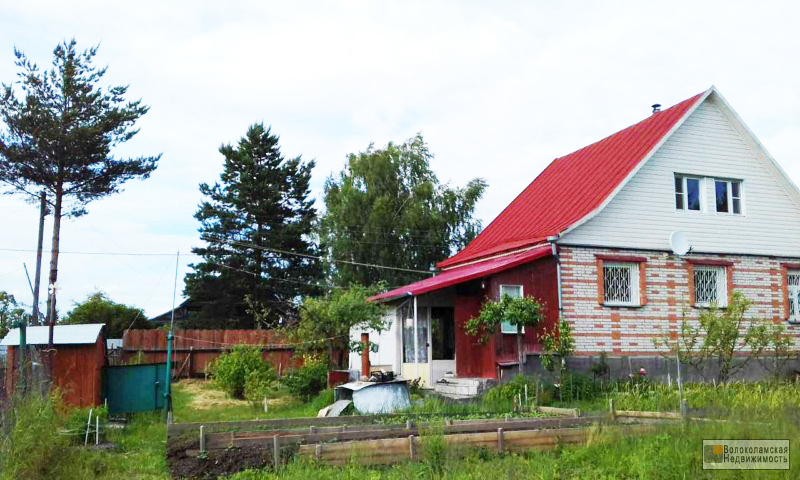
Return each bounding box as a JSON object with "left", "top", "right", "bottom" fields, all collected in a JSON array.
[{"left": 433, "top": 377, "right": 495, "bottom": 397}]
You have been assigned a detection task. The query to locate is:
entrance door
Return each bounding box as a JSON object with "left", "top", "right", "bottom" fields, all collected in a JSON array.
[
  {"left": 430, "top": 307, "right": 456, "bottom": 384},
  {"left": 401, "top": 304, "right": 430, "bottom": 387}
]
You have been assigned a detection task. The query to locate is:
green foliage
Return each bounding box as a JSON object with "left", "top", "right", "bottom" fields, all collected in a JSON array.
[
  {"left": 654, "top": 293, "right": 774, "bottom": 383},
  {"left": 243, "top": 369, "right": 279, "bottom": 404},
  {"left": 184, "top": 123, "right": 321, "bottom": 329},
  {"left": 757, "top": 323, "right": 796, "bottom": 378},
  {"left": 0, "top": 393, "right": 70, "bottom": 479},
  {"left": 61, "top": 291, "right": 149, "bottom": 338},
  {"left": 590, "top": 351, "right": 610, "bottom": 381},
  {"left": 540, "top": 318, "right": 576, "bottom": 373},
  {"left": 0, "top": 291, "right": 28, "bottom": 338},
  {"left": 291, "top": 285, "right": 386, "bottom": 368},
  {"left": 283, "top": 357, "right": 329, "bottom": 401},
  {"left": 482, "top": 374, "right": 538, "bottom": 408},
  {"left": 465, "top": 295, "right": 542, "bottom": 343},
  {"left": 207, "top": 345, "right": 276, "bottom": 399},
  {"left": 319, "top": 133, "right": 487, "bottom": 287}
]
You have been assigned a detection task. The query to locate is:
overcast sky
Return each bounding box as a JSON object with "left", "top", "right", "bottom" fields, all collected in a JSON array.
[{"left": 2, "top": 0, "right": 800, "bottom": 321}]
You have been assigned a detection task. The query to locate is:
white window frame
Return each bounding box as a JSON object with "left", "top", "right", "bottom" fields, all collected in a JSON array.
[
  {"left": 714, "top": 178, "right": 744, "bottom": 215},
  {"left": 499, "top": 284, "right": 524, "bottom": 334},
  {"left": 674, "top": 174, "right": 704, "bottom": 212},
  {"left": 602, "top": 262, "right": 641, "bottom": 307},
  {"left": 694, "top": 265, "right": 728, "bottom": 308},
  {"left": 788, "top": 271, "right": 800, "bottom": 323}
]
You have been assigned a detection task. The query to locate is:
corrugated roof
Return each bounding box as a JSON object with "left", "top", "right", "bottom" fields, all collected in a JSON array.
[
  {"left": 369, "top": 246, "right": 552, "bottom": 302},
  {"left": 437, "top": 90, "right": 707, "bottom": 268},
  {"left": 0, "top": 324, "right": 104, "bottom": 346}
]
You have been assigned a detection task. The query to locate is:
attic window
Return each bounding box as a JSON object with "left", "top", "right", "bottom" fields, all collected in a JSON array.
[
  {"left": 715, "top": 179, "right": 743, "bottom": 214},
  {"left": 675, "top": 174, "right": 702, "bottom": 211}
]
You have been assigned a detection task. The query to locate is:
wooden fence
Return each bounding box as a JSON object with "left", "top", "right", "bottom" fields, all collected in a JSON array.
[{"left": 122, "top": 329, "right": 303, "bottom": 378}]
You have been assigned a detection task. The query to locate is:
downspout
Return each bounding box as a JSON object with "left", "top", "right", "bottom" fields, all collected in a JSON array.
[
  {"left": 413, "top": 295, "right": 419, "bottom": 383},
  {"left": 548, "top": 236, "right": 563, "bottom": 312}
]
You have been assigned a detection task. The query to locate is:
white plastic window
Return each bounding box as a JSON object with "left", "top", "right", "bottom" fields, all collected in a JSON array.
[
  {"left": 603, "top": 262, "right": 640, "bottom": 306},
  {"left": 715, "top": 179, "right": 743, "bottom": 215},
  {"left": 675, "top": 175, "right": 702, "bottom": 211},
  {"left": 499, "top": 284, "right": 523, "bottom": 334},
  {"left": 694, "top": 265, "right": 727, "bottom": 307},
  {"left": 788, "top": 271, "right": 800, "bottom": 323}
]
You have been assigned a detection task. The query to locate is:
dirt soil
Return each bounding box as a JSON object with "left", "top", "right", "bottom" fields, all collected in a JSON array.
[{"left": 167, "top": 434, "right": 277, "bottom": 479}]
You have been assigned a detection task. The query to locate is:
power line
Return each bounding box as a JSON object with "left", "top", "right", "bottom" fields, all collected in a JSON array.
[
  {"left": 202, "top": 234, "right": 433, "bottom": 275},
  {"left": 0, "top": 247, "right": 199, "bottom": 257}
]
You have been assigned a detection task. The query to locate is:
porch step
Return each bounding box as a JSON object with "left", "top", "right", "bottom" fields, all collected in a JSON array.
[{"left": 433, "top": 377, "right": 495, "bottom": 397}]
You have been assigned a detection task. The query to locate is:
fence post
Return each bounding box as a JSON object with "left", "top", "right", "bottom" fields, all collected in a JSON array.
[
  {"left": 96, "top": 415, "right": 100, "bottom": 445},
  {"left": 497, "top": 427, "right": 505, "bottom": 453},
  {"left": 273, "top": 435, "right": 281, "bottom": 469},
  {"left": 84, "top": 408, "right": 93, "bottom": 446},
  {"left": 199, "top": 425, "right": 205, "bottom": 454},
  {"left": 609, "top": 398, "right": 616, "bottom": 421},
  {"left": 408, "top": 435, "right": 417, "bottom": 460},
  {"left": 315, "top": 444, "right": 322, "bottom": 461}
]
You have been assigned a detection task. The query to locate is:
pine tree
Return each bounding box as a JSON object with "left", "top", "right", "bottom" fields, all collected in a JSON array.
[
  {"left": 184, "top": 124, "right": 321, "bottom": 328},
  {"left": 0, "top": 39, "right": 160, "bottom": 343}
]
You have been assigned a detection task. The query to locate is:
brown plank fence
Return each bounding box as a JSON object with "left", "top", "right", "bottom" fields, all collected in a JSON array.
[{"left": 122, "top": 329, "right": 303, "bottom": 378}]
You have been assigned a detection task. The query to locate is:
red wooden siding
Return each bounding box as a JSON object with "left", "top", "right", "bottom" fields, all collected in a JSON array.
[
  {"left": 454, "top": 292, "right": 496, "bottom": 378},
  {"left": 4, "top": 331, "right": 106, "bottom": 408},
  {"left": 122, "top": 329, "right": 303, "bottom": 377},
  {"left": 488, "top": 256, "right": 560, "bottom": 365}
]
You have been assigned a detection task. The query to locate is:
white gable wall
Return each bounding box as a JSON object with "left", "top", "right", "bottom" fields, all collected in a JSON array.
[{"left": 560, "top": 96, "right": 800, "bottom": 256}]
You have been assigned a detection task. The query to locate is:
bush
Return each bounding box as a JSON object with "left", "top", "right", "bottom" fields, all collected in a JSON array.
[
  {"left": 243, "top": 369, "right": 279, "bottom": 404},
  {"left": 0, "top": 393, "right": 71, "bottom": 479},
  {"left": 482, "top": 374, "right": 538, "bottom": 408},
  {"left": 283, "top": 358, "right": 328, "bottom": 401},
  {"left": 559, "top": 373, "right": 602, "bottom": 402},
  {"left": 207, "top": 345, "right": 276, "bottom": 399}
]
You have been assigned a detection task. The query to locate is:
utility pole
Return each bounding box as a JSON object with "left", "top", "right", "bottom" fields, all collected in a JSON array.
[{"left": 32, "top": 190, "right": 46, "bottom": 325}]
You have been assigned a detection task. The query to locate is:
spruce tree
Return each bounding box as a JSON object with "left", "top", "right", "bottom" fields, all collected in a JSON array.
[{"left": 184, "top": 124, "right": 320, "bottom": 328}]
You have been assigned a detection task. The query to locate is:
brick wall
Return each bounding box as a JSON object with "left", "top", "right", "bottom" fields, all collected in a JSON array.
[{"left": 559, "top": 246, "right": 800, "bottom": 355}]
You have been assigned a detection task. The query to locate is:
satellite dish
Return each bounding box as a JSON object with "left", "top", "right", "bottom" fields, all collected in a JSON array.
[{"left": 670, "top": 231, "right": 691, "bottom": 256}]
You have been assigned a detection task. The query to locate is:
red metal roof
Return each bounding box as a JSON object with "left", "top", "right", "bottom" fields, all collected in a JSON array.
[
  {"left": 437, "top": 91, "right": 707, "bottom": 269},
  {"left": 369, "top": 246, "right": 551, "bottom": 302}
]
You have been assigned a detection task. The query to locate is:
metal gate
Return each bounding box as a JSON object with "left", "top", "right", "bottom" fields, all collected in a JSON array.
[{"left": 103, "top": 363, "right": 167, "bottom": 414}]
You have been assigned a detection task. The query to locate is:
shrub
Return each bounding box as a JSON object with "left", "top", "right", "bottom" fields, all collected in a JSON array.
[
  {"left": 283, "top": 357, "right": 328, "bottom": 401},
  {"left": 243, "top": 369, "right": 279, "bottom": 404},
  {"left": 482, "top": 374, "right": 538, "bottom": 408},
  {"left": 559, "top": 373, "right": 602, "bottom": 402},
  {"left": 207, "top": 345, "right": 276, "bottom": 399}
]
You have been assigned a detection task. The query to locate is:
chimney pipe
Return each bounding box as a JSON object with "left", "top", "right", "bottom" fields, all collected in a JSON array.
[{"left": 651, "top": 103, "right": 662, "bottom": 114}]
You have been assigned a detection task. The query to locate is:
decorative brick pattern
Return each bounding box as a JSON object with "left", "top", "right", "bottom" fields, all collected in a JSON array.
[{"left": 559, "top": 246, "right": 800, "bottom": 355}]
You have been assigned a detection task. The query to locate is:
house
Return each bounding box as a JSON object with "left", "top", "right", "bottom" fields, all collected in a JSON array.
[
  {"left": 350, "top": 86, "right": 800, "bottom": 388},
  {"left": 2, "top": 324, "right": 107, "bottom": 407}
]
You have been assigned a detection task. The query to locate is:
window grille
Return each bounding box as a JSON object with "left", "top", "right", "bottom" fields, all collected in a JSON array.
[
  {"left": 789, "top": 271, "right": 800, "bottom": 322},
  {"left": 603, "top": 262, "right": 640, "bottom": 306},
  {"left": 694, "top": 265, "right": 727, "bottom": 307}
]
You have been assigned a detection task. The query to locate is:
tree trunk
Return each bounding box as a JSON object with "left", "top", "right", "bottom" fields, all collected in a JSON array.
[
  {"left": 517, "top": 325, "right": 524, "bottom": 375},
  {"left": 46, "top": 189, "right": 62, "bottom": 348}
]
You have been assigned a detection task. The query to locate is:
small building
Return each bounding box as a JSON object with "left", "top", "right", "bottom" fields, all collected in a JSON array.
[
  {"left": 2, "top": 324, "right": 107, "bottom": 407},
  {"left": 354, "top": 86, "right": 800, "bottom": 387}
]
